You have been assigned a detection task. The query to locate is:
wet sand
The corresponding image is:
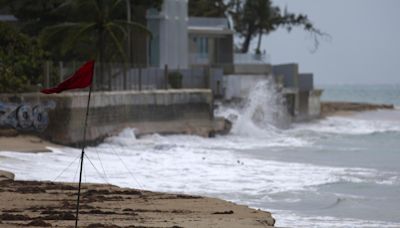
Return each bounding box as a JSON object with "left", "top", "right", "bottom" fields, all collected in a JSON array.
[
  {"left": 0, "top": 135, "right": 57, "bottom": 153},
  {"left": 0, "top": 171, "right": 275, "bottom": 228}
]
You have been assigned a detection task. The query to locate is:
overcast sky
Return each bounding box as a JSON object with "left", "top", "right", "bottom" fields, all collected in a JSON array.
[{"left": 257, "top": 0, "right": 400, "bottom": 85}]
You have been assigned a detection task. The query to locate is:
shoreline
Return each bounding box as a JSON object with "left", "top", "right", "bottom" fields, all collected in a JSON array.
[
  {"left": 320, "top": 101, "right": 394, "bottom": 117},
  {"left": 0, "top": 170, "right": 275, "bottom": 227},
  {"left": 0, "top": 134, "right": 58, "bottom": 153},
  {"left": 0, "top": 101, "right": 394, "bottom": 151},
  {"left": 0, "top": 100, "right": 397, "bottom": 227}
]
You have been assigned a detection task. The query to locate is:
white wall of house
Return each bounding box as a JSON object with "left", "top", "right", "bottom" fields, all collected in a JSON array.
[{"left": 147, "top": 0, "right": 188, "bottom": 69}]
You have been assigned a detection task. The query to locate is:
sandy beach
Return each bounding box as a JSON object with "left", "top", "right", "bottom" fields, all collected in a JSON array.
[
  {"left": 0, "top": 134, "right": 58, "bottom": 153},
  {"left": 0, "top": 136, "right": 275, "bottom": 227},
  {"left": 0, "top": 171, "right": 275, "bottom": 228},
  {"left": 1, "top": 101, "right": 395, "bottom": 227}
]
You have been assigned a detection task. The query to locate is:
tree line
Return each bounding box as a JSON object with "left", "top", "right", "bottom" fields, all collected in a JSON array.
[
  {"left": 189, "top": 0, "right": 325, "bottom": 54},
  {"left": 0, "top": 0, "right": 162, "bottom": 92},
  {"left": 0, "top": 0, "right": 323, "bottom": 93}
]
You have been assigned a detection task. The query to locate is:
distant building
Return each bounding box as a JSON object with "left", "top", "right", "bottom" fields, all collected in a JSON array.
[
  {"left": 1, "top": 0, "right": 322, "bottom": 121},
  {"left": 146, "top": 0, "right": 188, "bottom": 69},
  {"left": 188, "top": 17, "right": 233, "bottom": 67},
  {"left": 146, "top": 1, "right": 234, "bottom": 70},
  {"left": 145, "top": 0, "right": 322, "bottom": 120},
  {"left": 273, "top": 63, "right": 323, "bottom": 120}
]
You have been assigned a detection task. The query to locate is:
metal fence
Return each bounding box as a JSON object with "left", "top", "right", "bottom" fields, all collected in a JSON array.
[{"left": 43, "top": 61, "right": 224, "bottom": 96}]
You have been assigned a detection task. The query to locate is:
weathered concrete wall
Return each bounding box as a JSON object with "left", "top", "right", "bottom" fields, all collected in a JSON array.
[
  {"left": 233, "top": 64, "right": 272, "bottom": 75},
  {"left": 272, "top": 63, "right": 299, "bottom": 88},
  {"left": 298, "top": 91, "right": 309, "bottom": 118},
  {"left": 298, "top": 73, "right": 313, "bottom": 92},
  {"left": 0, "top": 89, "right": 223, "bottom": 146},
  {"left": 292, "top": 90, "right": 323, "bottom": 121},
  {"left": 309, "top": 90, "right": 323, "bottom": 118}
]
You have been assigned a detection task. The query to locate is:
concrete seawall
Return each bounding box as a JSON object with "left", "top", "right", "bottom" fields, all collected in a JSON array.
[{"left": 1, "top": 89, "right": 228, "bottom": 146}]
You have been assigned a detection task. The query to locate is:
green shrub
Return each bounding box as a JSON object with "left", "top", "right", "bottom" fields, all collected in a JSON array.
[
  {"left": 0, "top": 22, "right": 47, "bottom": 93},
  {"left": 168, "top": 71, "right": 183, "bottom": 89}
]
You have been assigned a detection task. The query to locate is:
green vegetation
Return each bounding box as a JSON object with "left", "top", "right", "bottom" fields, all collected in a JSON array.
[
  {"left": 189, "top": 0, "right": 326, "bottom": 53},
  {"left": 0, "top": 0, "right": 163, "bottom": 91},
  {"left": 0, "top": 0, "right": 323, "bottom": 92},
  {"left": 0, "top": 22, "right": 46, "bottom": 93},
  {"left": 1, "top": 0, "right": 65, "bottom": 36},
  {"left": 189, "top": 0, "right": 228, "bottom": 18},
  {"left": 40, "top": 0, "right": 153, "bottom": 88},
  {"left": 168, "top": 71, "right": 183, "bottom": 89}
]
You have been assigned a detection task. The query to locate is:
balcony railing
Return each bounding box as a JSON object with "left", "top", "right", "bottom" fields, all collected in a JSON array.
[{"left": 234, "top": 53, "right": 270, "bottom": 65}]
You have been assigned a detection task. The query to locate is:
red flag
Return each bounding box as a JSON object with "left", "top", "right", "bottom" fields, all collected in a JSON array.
[{"left": 41, "top": 60, "right": 95, "bottom": 94}]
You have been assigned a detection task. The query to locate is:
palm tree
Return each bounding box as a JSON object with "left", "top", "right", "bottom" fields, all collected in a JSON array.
[{"left": 40, "top": 0, "right": 151, "bottom": 89}]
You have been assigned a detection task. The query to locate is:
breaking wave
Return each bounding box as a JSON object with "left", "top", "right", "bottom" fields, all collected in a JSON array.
[
  {"left": 1, "top": 81, "right": 400, "bottom": 227},
  {"left": 216, "top": 79, "right": 290, "bottom": 137}
]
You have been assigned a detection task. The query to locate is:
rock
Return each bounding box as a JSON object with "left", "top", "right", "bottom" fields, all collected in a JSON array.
[
  {"left": 0, "top": 170, "right": 15, "bottom": 181},
  {"left": 321, "top": 102, "right": 394, "bottom": 116},
  {"left": 212, "top": 117, "right": 232, "bottom": 136}
]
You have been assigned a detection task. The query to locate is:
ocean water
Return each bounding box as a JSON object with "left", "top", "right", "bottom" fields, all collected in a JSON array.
[
  {"left": 320, "top": 84, "right": 400, "bottom": 106},
  {"left": 1, "top": 83, "right": 400, "bottom": 227}
]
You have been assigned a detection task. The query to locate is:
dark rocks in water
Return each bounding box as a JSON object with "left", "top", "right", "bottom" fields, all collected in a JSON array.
[
  {"left": 321, "top": 102, "right": 394, "bottom": 116},
  {"left": 211, "top": 117, "right": 232, "bottom": 136}
]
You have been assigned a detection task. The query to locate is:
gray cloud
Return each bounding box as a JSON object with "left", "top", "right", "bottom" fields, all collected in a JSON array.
[{"left": 259, "top": 0, "right": 400, "bottom": 85}]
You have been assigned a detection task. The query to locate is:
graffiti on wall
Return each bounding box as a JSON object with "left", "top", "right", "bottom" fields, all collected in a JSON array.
[{"left": 0, "top": 101, "right": 55, "bottom": 132}]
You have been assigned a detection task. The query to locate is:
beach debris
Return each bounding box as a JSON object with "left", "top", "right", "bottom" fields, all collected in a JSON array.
[
  {"left": 0, "top": 213, "right": 31, "bottom": 220},
  {"left": 175, "top": 194, "right": 202, "bottom": 199},
  {"left": 41, "top": 212, "right": 76, "bottom": 220},
  {"left": 87, "top": 223, "right": 121, "bottom": 228},
  {"left": 212, "top": 210, "right": 234, "bottom": 214},
  {"left": 27, "top": 219, "right": 52, "bottom": 227}
]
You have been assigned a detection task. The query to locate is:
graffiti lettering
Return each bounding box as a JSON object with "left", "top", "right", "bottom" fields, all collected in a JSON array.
[{"left": 0, "top": 101, "right": 55, "bottom": 132}]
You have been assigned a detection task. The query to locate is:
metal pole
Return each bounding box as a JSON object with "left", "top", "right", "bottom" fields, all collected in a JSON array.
[{"left": 74, "top": 85, "right": 93, "bottom": 228}]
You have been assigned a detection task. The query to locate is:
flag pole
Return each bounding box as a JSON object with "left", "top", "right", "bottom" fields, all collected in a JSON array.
[{"left": 75, "top": 85, "right": 93, "bottom": 228}]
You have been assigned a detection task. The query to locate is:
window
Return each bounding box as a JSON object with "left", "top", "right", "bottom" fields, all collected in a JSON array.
[{"left": 193, "top": 37, "right": 208, "bottom": 59}]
